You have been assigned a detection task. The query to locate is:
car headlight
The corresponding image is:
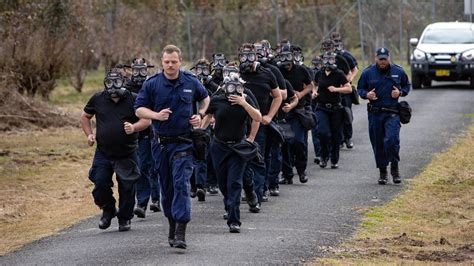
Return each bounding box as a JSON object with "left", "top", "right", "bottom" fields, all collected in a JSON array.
[
  {"left": 461, "top": 49, "right": 474, "bottom": 61},
  {"left": 413, "top": 49, "right": 427, "bottom": 61}
]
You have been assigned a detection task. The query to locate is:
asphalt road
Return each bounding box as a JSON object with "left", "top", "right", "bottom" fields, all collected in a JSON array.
[{"left": 2, "top": 83, "right": 474, "bottom": 265}]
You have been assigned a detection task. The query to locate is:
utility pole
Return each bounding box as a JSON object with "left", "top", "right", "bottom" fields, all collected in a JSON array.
[
  {"left": 399, "top": 0, "right": 403, "bottom": 65},
  {"left": 270, "top": 0, "right": 280, "bottom": 43},
  {"left": 180, "top": 0, "right": 193, "bottom": 62},
  {"left": 357, "top": 0, "right": 365, "bottom": 65}
]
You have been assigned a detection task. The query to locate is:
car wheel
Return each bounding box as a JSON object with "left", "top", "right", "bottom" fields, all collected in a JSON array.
[
  {"left": 412, "top": 74, "right": 422, "bottom": 89},
  {"left": 470, "top": 76, "right": 474, "bottom": 89},
  {"left": 422, "top": 78, "right": 431, "bottom": 87}
]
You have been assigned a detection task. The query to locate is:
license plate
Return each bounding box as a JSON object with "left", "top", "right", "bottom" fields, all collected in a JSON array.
[{"left": 435, "top": 70, "right": 450, "bottom": 77}]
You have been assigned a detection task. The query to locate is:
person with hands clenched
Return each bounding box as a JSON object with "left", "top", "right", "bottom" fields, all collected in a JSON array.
[
  {"left": 80, "top": 69, "right": 151, "bottom": 232},
  {"left": 134, "top": 45, "right": 209, "bottom": 250},
  {"left": 357, "top": 47, "right": 410, "bottom": 185}
]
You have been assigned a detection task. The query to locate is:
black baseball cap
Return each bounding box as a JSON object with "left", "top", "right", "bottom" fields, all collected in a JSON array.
[{"left": 376, "top": 47, "right": 390, "bottom": 59}]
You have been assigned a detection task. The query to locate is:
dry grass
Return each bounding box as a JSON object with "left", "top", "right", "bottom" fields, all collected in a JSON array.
[
  {"left": 318, "top": 125, "right": 474, "bottom": 264},
  {"left": 0, "top": 127, "right": 100, "bottom": 256}
]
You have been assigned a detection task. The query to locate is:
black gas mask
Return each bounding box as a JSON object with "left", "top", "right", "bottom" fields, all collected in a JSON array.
[
  {"left": 331, "top": 32, "right": 343, "bottom": 51},
  {"left": 333, "top": 39, "right": 343, "bottom": 52},
  {"left": 311, "top": 57, "right": 323, "bottom": 72},
  {"left": 193, "top": 63, "right": 212, "bottom": 84},
  {"left": 223, "top": 80, "right": 245, "bottom": 97},
  {"left": 278, "top": 51, "right": 294, "bottom": 71},
  {"left": 293, "top": 51, "right": 303, "bottom": 66},
  {"left": 222, "top": 65, "right": 240, "bottom": 82},
  {"left": 130, "top": 58, "right": 148, "bottom": 86},
  {"left": 320, "top": 39, "right": 336, "bottom": 54},
  {"left": 239, "top": 51, "right": 258, "bottom": 73},
  {"left": 104, "top": 70, "right": 127, "bottom": 98},
  {"left": 254, "top": 44, "right": 268, "bottom": 65},
  {"left": 212, "top": 53, "right": 227, "bottom": 77},
  {"left": 322, "top": 52, "right": 338, "bottom": 71}
]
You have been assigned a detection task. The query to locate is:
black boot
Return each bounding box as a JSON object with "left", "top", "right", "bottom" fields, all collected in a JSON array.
[
  {"left": 168, "top": 218, "right": 176, "bottom": 247},
  {"left": 174, "top": 223, "right": 187, "bottom": 249},
  {"left": 391, "top": 163, "right": 401, "bottom": 184},
  {"left": 98, "top": 208, "right": 116, "bottom": 230},
  {"left": 378, "top": 167, "right": 388, "bottom": 185}
]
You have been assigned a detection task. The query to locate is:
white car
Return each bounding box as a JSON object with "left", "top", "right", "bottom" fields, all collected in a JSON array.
[{"left": 410, "top": 22, "right": 474, "bottom": 89}]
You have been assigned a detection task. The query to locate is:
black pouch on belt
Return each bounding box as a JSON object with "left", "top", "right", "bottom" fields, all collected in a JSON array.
[
  {"left": 191, "top": 128, "right": 210, "bottom": 160},
  {"left": 398, "top": 101, "right": 412, "bottom": 124},
  {"left": 229, "top": 140, "right": 259, "bottom": 162},
  {"left": 294, "top": 106, "right": 317, "bottom": 130}
]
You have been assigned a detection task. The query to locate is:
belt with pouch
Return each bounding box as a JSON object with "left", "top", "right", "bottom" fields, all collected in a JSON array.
[
  {"left": 155, "top": 133, "right": 194, "bottom": 160},
  {"left": 155, "top": 133, "right": 193, "bottom": 144},
  {"left": 367, "top": 104, "right": 399, "bottom": 114}
]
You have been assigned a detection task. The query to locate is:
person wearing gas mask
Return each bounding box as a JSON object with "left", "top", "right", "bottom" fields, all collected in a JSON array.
[
  {"left": 277, "top": 43, "right": 314, "bottom": 185},
  {"left": 292, "top": 45, "right": 314, "bottom": 78},
  {"left": 189, "top": 58, "right": 217, "bottom": 202},
  {"left": 260, "top": 39, "right": 278, "bottom": 65},
  {"left": 320, "top": 39, "right": 351, "bottom": 77},
  {"left": 267, "top": 78, "right": 298, "bottom": 193},
  {"left": 254, "top": 41, "right": 287, "bottom": 200},
  {"left": 331, "top": 32, "right": 359, "bottom": 149},
  {"left": 310, "top": 55, "right": 323, "bottom": 165},
  {"left": 205, "top": 54, "right": 228, "bottom": 195},
  {"left": 135, "top": 45, "right": 209, "bottom": 249},
  {"left": 215, "top": 63, "right": 259, "bottom": 211},
  {"left": 80, "top": 69, "right": 151, "bottom": 232},
  {"left": 255, "top": 41, "right": 287, "bottom": 100},
  {"left": 239, "top": 43, "right": 282, "bottom": 212},
  {"left": 210, "top": 53, "right": 227, "bottom": 87},
  {"left": 201, "top": 71, "right": 261, "bottom": 233},
  {"left": 122, "top": 58, "right": 162, "bottom": 219},
  {"left": 357, "top": 48, "right": 410, "bottom": 185},
  {"left": 314, "top": 52, "right": 352, "bottom": 169}
]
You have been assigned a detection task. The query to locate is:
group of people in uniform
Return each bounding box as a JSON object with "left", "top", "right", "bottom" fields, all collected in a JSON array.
[{"left": 80, "top": 32, "right": 411, "bottom": 250}]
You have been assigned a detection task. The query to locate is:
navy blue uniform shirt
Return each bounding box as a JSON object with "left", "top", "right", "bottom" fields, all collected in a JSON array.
[
  {"left": 357, "top": 64, "right": 410, "bottom": 107},
  {"left": 134, "top": 70, "right": 208, "bottom": 137}
]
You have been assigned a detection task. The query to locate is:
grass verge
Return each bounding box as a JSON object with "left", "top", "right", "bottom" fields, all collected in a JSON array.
[
  {"left": 319, "top": 124, "right": 474, "bottom": 264},
  {"left": 0, "top": 127, "right": 100, "bottom": 256}
]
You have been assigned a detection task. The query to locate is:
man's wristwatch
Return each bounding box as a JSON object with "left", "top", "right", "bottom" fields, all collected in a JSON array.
[{"left": 198, "top": 113, "right": 205, "bottom": 119}]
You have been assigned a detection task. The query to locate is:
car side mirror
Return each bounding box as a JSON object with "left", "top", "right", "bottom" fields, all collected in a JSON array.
[{"left": 409, "top": 38, "right": 419, "bottom": 47}]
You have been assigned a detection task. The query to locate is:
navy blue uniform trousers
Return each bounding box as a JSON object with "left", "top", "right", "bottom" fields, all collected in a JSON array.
[
  {"left": 211, "top": 140, "right": 246, "bottom": 226},
  {"left": 316, "top": 107, "right": 344, "bottom": 164},
  {"left": 152, "top": 140, "right": 194, "bottom": 223},
  {"left": 136, "top": 136, "right": 160, "bottom": 208},
  {"left": 88, "top": 149, "right": 138, "bottom": 221},
  {"left": 368, "top": 112, "right": 401, "bottom": 168},
  {"left": 282, "top": 115, "right": 308, "bottom": 177}
]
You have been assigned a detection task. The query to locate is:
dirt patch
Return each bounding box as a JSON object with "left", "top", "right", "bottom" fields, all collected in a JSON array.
[
  {"left": 388, "top": 233, "right": 425, "bottom": 247},
  {"left": 415, "top": 250, "right": 471, "bottom": 262},
  {"left": 0, "top": 84, "right": 78, "bottom": 131}
]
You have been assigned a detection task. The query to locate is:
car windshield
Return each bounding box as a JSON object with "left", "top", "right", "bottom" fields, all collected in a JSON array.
[{"left": 421, "top": 28, "right": 474, "bottom": 44}]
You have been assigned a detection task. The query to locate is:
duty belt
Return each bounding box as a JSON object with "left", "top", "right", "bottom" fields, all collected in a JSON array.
[
  {"left": 318, "top": 102, "right": 342, "bottom": 109},
  {"left": 156, "top": 133, "right": 193, "bottom": 145},
  {"left": 215, "top": 137, "right": 240, "bottom": 146},
  {"left": 367, "top": 104, "right": 399, "bottom": 114}
]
